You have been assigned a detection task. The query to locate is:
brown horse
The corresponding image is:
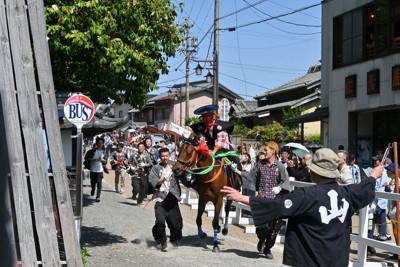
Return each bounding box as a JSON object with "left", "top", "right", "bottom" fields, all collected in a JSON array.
[{"left": 172, "top": 140, "right": 240, "bottom": 252}]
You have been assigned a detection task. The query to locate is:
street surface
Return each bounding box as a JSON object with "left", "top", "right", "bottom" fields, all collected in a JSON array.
[
  {"left": 80, "top": 169, "right": 286, "bottom": 267},
  {"left": 80, "top": 167, "right": 399, "bottom": 266}
]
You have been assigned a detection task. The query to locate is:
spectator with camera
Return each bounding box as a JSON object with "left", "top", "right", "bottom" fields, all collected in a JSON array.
[
  {"left": 128, "top": 142, "right": 152, "bottom": 205},
  {"left": 286, "top": 153, "right": 312, "bottom": 182},
  {"left": 109, "top": 143, "right": 128, "bottom": 194}
]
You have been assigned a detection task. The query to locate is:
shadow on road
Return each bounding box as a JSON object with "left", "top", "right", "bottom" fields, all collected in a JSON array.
[
  {"left": 222, "top": 248, "right": 262, "bottom": 259},
  {"left": 81, "top": 225, "right": 127, "bottom": 247}
]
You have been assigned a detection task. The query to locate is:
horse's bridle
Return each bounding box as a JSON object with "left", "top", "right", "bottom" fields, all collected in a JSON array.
[{"left": 175, "top": 141, "right": 199, "bottom": 171}]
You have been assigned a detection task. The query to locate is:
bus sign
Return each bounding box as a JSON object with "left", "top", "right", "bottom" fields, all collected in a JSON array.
[{"left": 64, "top": 94, "right": 95, "bottom": 131}]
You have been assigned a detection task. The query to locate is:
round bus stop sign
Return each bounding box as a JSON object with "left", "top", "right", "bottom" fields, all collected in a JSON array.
[{"left": 64, "top": 94, "right": 95, "bottom": 132}]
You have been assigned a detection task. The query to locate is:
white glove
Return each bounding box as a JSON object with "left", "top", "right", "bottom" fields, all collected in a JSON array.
[
  {"left": 130, "top": 166, "right": 136, "bottom": 171},
  {"left": 369, "top": 203, "right": 376, "bottom": 213},
  {"left": 231, "top": 163, "right": 238, "bottom": 173},
  {"left": 272, "top": 186, "right": 281, "bottom": 195},
  {"left": 140, "top": 162, "right": 145, "bottom": 167}
]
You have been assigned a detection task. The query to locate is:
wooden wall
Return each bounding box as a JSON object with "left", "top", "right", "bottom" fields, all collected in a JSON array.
[{"left": 0, "top": 0, "right": 82, "bottom": 266}]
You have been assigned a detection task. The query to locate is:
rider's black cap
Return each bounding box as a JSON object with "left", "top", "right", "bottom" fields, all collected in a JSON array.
[{"left": 193, "top": 104, "right": 218, "bottom": 115}]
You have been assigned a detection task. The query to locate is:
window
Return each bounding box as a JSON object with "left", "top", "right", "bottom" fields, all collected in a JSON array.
[
  {"left": 119, "top": 110, "right": 123, "bottom": 118},
  {"left": 155, "top": 108, "right": 170, "bottom": 120},
  {"left": 332, "top": 1, "right": 400, "bottom": 68},
  {"left": 392, "top": 0, "right": 400, "bottom": 51},
  {"left": 333, "top": 4, "right": 372, "bottom": 67}
]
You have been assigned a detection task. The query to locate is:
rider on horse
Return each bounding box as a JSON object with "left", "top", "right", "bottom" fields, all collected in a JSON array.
[{"left": 189, "top": 104, "right": 242, "bottom": 188}]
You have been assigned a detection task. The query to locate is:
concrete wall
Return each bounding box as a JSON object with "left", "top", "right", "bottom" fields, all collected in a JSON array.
[{"left": 322, "top": 0, "right": 400, "bottom": 150}]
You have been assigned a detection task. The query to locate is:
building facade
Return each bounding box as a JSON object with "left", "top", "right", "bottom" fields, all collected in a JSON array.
[
  {"left": 131, "top": 80, "right": 242, "bottom": 127},
  {"left": 322, "top": 0, "right": 400, "bottom": 166}
]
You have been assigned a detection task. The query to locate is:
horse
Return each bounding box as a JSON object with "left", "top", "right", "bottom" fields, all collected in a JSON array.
[{"left": 172, "top": 139, "right": 241, "bottom": 252}]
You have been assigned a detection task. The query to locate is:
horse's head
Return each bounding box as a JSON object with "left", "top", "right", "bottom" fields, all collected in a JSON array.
[{"left": 172, "top": 139, "right": 197, "bottom": 176}]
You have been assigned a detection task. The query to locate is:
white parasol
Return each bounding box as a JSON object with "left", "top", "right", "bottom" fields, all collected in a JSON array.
[{"left": 283, "top": 142, "right": 310, "bottom": 157}]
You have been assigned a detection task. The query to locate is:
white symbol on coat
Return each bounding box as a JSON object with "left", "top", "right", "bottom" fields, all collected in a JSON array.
[{"left": 319, "top": 189, "right": 349, "bottom": 224}]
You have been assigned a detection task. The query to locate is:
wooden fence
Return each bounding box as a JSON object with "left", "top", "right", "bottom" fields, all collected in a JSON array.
[{"left": 0, "top": 0, "right": 82, "bottom": 266}]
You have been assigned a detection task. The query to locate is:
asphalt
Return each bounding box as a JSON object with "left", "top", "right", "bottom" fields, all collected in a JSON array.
[
  {"left": 80, "top": 166, "right": 399, "bottom": 267},
  {"left": 80, "top": 167, "right": 286, "bottom": 267}
]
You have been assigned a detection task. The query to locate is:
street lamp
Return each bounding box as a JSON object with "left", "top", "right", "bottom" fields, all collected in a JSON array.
[
  {"left": 205, "top": 71, "right": 213, "bottom": 83},
  {"left": 194, "top": 60, "right": 214, "bottom": 83},
  {"left": 195, "top": 63, "right": 203, "bottom": 76}
]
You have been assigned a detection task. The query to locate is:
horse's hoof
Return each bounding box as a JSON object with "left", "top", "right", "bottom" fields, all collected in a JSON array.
[
  {"left": 222, "top": 229, "right": 228, "bottom": 235},
  {"left": 200, "top": 233, "right": 207, "bottom": 239},
  {"left": 212, "top": 245, "right": 220, "bottom": 253}
]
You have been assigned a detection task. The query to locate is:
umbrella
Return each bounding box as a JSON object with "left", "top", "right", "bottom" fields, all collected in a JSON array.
[
  {"left": 292, "top": 148, "right": 309, "bottom": 158},
  {"left": 283, "top": 142, "right": 310, "bottom": 158},
  {"left": 304, "top": 141, "right": 324, "bottom": 149}
]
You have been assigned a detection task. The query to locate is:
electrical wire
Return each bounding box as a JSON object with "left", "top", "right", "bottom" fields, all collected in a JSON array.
[
  {"left": 220, "top": 60, "right": 305, "bottom": 72},
  {"left": 219, "top": 72, "right": 269, "bottom": 91},
  {"left": 269, "top": 0, "right": 321, "bottom": 20},
  {"left": 220, "top": 2, "right": 321, "bottom": 31},
  {"left": 218, "top": 0, "right": 270, "bottom": 21},
  {"left": 234, "top": 0, "right": 248, "bottom": 98},
  {"left": 241, "top": 0, "right": 320, "bottom": 28}
]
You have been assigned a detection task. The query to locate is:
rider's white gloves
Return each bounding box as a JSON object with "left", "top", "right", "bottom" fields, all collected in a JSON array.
[{"left": 231, "top": 163, "right": 238, "bottom": 173}]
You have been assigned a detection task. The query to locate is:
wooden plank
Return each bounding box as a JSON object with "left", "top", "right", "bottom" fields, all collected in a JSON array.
[
  {"left": 0, "top": 97, "right": 15, "bottom": 267},
  {"left": 0, "top": 2, "right": 38, "bottom": 266},
  {"left": 27, "top": 0, "right": 83, "bottom": 265},
  {"left": 6, "top": 0, "right": 60, "bottom": 265}
]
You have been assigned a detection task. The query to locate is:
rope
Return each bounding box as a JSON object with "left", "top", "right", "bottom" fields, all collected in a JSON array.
[
  {"left": 202, "top": 158, "right": 226, "bottom": 184},
  {"left": 188, "top": 156, "right": 215, "bottom": 175}
]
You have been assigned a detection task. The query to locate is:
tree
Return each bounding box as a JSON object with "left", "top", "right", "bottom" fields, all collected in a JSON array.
[
  {"left": 45, "top": 0, "right": 183, "bottom": 107},
  {"left": 245, "top": 121, "right": 300, "bottom": 143}
]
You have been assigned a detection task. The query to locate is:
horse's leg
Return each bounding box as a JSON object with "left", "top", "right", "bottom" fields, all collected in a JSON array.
[
  {"left": 196, "top": 197, "right": 207, "bottom": 239},
  {"left": 222, "top": 199, "right": 232, "bottom": 236},
  {"left": 211, "top": 197, "right": 223, "bottom": 252}
]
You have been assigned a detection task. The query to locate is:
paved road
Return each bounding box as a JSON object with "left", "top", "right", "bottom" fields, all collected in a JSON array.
[
  {"left": 80, "top": 168, "right": 399, "bottom": 267},
  {"left": 80, "top": 169, "right": 286, "bottom": 267}
]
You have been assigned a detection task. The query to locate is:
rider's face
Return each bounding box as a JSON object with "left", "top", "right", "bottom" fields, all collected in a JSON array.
[{"left": 202, "top": 113, "right": 214, "bottom": 124}]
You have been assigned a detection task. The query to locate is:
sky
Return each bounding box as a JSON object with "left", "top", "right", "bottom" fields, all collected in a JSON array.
[{"left": 155, "top": 0, "right": 322, "bottom": 100}]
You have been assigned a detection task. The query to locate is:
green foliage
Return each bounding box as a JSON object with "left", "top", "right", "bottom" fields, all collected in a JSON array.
[
  {"left": 305, "top": 133, "right": 320, "bottom": 143},
  {"left": 81, "top": 247, "right": 89, "bottom": 266},
  {"left": 244, "top": 121, "right": 300, "bottom": 143},
  {"left": 232, "top": 123, "right": 251, "bottom": 135},
  {"left": 282, "top": 107, "right": 305, "bottom": 128},
  {"left": 184, "top": 116, "right": 201, "bottom": 127},
  {"left": 45, "top": 0, "right": 183, "bottom": 107}
]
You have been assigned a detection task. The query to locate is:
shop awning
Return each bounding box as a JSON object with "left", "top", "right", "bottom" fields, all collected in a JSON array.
[{"left": 285, "top": 107, "right": 329, "bottom": 123}]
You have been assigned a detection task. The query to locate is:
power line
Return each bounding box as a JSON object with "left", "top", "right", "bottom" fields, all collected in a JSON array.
[
  {"left": 269, "top": 0, "right": 321, "bottom": 20},
  {"left": 220, "top": 2, "right": 321, "bottom": 31},
  {"left": 241, "top": 0, "right": 320, "bottom": 28},
  {"left": 219, "top": 72, "right": 269, "bottom": 91},
  {"left": 221, "top": 61, "right": 305, "bottom": 72},
  {"left": 234, "top": 0, "right": 248, "bottom": 98},
  {"left": 218, "top": 0, "right": 270, "bottom": 21}
]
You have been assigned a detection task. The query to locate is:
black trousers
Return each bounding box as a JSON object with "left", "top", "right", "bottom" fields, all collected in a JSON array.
[
  {"left": 152, "top": 193, "right": 183, "bottom": 244},
  {"left": 90, "top": 171, "right": 104, "bottom": 198},
  {"left": 131, "top": 175, "right": 148, "bottom": 204},
  {"left": 256, "top": 219, "right": 282, "bottom": 251}
]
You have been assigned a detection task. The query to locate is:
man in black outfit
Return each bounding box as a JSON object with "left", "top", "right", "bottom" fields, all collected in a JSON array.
[
  {"left": 286, "top": 153, "right": 312, "bottom": 182},
  {"left": 221, "top": 148, "right": 384, "bottom": 266}
]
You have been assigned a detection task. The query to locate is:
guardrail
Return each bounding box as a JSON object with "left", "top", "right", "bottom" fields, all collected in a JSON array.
[{"left": 181, "top": 178, "right": 400, "bottom": 266}]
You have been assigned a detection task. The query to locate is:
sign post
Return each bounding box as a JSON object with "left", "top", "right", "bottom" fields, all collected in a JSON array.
[{"left": 64, "top": 93, "right": 95, "bottom": 240}]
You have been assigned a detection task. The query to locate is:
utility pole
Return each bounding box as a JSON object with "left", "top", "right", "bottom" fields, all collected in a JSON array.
[
  {"left": 185, "top": 24, "right": 190, "bottom": 126},
  {"left": 213, "top": 0, "right": 220, "bottom": 110}
]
